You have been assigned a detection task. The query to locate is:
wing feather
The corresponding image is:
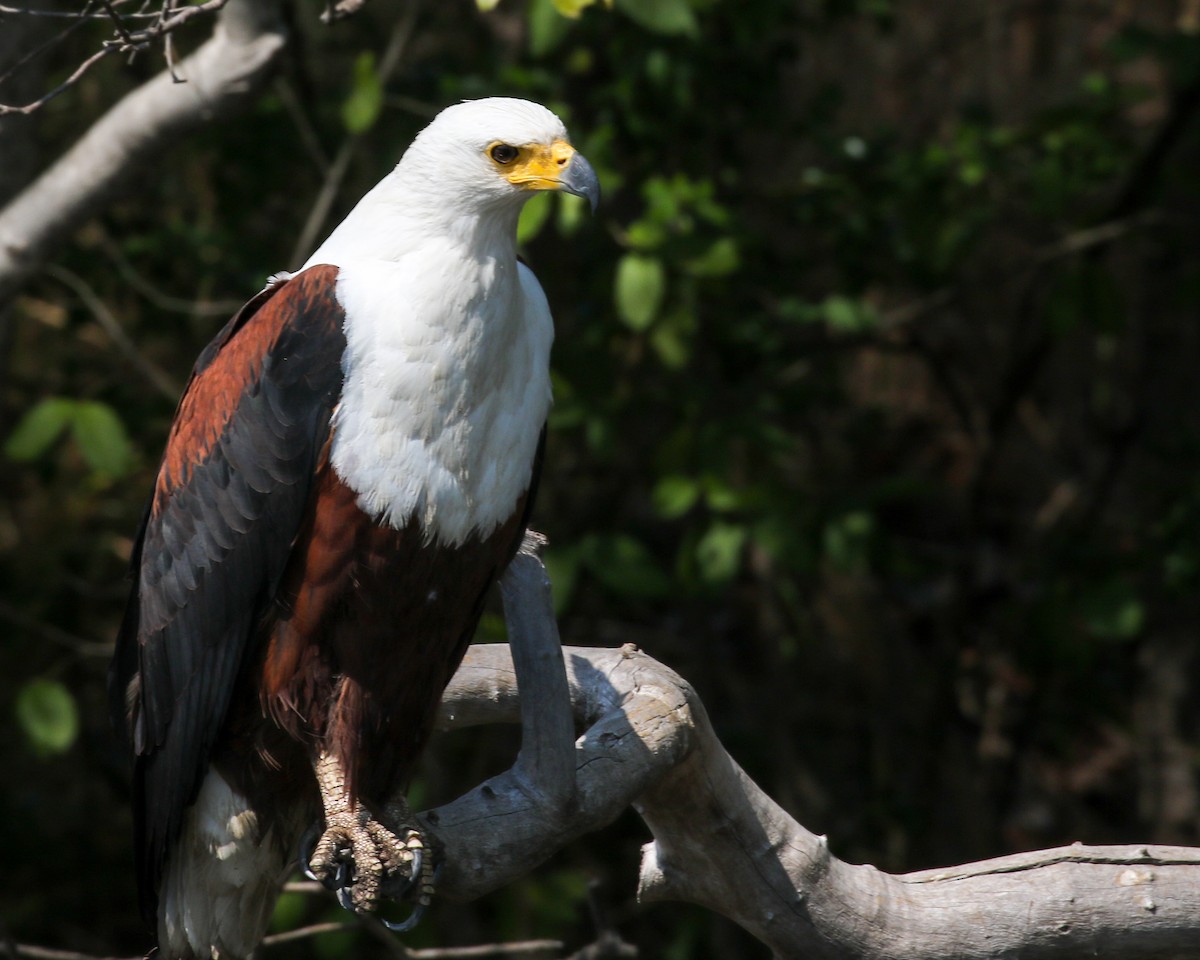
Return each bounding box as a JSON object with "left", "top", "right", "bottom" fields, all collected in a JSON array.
[{"left": 110, "top": 265, "right": 347, "bottom": 924}]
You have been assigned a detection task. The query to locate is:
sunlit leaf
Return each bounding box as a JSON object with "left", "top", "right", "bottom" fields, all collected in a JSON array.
[
  {"left": 529, "top": 0, "right": 573, "bottom": 55},
  {"left": 613, "top": 0, "right": 698, "bottom": 37},
  {"left": 650, "top": 308, "right": 695, "bottom": 368},
  {"left": 653, "top": 474, "right": 700, "bottom": 518},
  {"left": 16, "top": 679, "right": 79, "bottom": 756},
  {"left": 615, "top": 253, "right": 666, "bottom": 330},
  {"left": 821, "top": 295, "right": 878, "bottom": 333},
  {"left": 341, "top": 52, "right": 383, "bottom": 134},
  {"left": 517, "top": 190, "right": 553, "bottom": 245},
  {"left": 71, "top": 401, "right": 134, "bottom": 479},
  {"left": 556, "top": 192, "right": 587, "bottom": 235},
  {"left": 4, "top": 397, "right": 75, "bottom": 462},
  {"left": 695, "top": 521, "right": 747, "bottom": 583},
  {"left": 684, "top": 236, "right": 740, "bottom": 277},
  {"left": 552, "top": 0, "right": 606, "bottom": 15}
]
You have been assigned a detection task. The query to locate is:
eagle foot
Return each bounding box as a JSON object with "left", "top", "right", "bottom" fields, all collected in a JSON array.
[{"left": 301, "top": 753, "right": 437, "bottom": 926}]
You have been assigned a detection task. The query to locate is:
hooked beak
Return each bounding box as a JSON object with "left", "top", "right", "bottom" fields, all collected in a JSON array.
[{"left": 559, "top": 152, "right": 601, "bottom": 213}]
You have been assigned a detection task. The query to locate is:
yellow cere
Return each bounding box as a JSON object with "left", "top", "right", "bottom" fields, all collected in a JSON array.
[{"left": 490, "top": 139, "right": 578, "bottom": 191}]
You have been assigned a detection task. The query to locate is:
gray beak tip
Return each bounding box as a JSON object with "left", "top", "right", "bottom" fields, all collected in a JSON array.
[{"left": 562, "top": 152, "right": 601, "bottom": 213}]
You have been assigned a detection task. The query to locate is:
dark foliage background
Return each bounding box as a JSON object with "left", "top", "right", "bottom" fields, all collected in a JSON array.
[{"left": 3, "top": 1, "right": 1200, "bottom": 957}]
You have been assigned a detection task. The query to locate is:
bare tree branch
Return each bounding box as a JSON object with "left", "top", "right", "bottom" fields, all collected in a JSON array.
[
  {"left": 8, "top": 544, "right": 1200, "bottom": 958},
  {"left": 0, "top": 0, "right": 287, "bottom": 309},
  {"left": 416, "top": 551, "right": 1200, "bottom": 959}
]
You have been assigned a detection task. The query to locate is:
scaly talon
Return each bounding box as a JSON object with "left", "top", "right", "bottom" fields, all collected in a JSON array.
[{"left": 306, "top": 751, "right": 437, "bottom": 925}]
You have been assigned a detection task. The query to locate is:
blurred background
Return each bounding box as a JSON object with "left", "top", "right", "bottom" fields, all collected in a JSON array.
[{"left": 3, "top": 1, "right": 1200, "bottom": 956}]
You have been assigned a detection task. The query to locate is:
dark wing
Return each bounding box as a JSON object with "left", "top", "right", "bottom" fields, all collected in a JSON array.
[{"left": 109, "top": 265, "right": 347, "bottom": 924}]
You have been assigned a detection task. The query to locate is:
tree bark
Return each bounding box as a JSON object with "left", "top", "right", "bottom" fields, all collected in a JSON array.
[
  {"left": 0, "top": 0, "right": 286, "bottom": 309},
  {"left": 425, "top": 552, "right": 1200, "bottom": 959}
]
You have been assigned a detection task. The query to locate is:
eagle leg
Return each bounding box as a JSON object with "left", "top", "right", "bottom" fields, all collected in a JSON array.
[{"left": 302, "top": 751, "right": 433, "bottom": 920}]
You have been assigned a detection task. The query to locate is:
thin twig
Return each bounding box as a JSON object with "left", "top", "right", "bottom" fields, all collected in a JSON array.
[
  {"left": 100, "top": 0, "right": 134, "bottom": 44},
  {"left": 287, "top": 0, "right": 421, "bottom": 267},
  {"left": 0, "top": 5, "right": 96, "bottom": 96},
  {"left": 879, "top": 210, "right": 1164, "bottom": 330},
  {"left": 93, "top": 228, "right": 246, "bottom": 317},
  {"left": 43, "top": 263, "right": 181, "bottom": 400},
  {"left": 0, "top": 600, "right": 113, "bottom": 658},
  {"left": 12, "top": 947, "right": 138, "bottom": 960},
  {"left": 409, "top": 944, "right": 565, "bottom": 959},
  {"left": 273, "top": 77, "right": 332, "bottom": 176},
  {"left": 354, "top": 915, "right": 413, "bottom": 960},
  {"left": 282, "top": 879, "right": 325, "bottom": 894},
  {"left": 163, "top": 29, "right": 180, "bottom": 82},
  {"left": 0, "top": 0, "right": 231, "bottom": 114},
  {"left": 0, "top": 0, "right": 156, "bottom": 16},
  {"left": 259, "top": 922, "right": 351, "bottom": 948}
]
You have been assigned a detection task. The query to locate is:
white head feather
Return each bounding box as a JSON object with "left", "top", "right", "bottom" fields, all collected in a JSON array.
[{"left": 305, "top": 98, "right": 572, "bottom": 267}]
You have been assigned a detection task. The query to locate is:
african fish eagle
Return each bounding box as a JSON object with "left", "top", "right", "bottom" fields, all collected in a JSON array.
[{"left": 109, "top": 97, "right": 599, "bottom": 960}]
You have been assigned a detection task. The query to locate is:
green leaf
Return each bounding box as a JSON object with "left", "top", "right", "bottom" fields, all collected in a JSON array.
[
  {"left": 1080, "top": 579, "right": 1144, "bottom": 642},
  {"left": 341, "top": 52, "right": 383, "bottom": 134},
  {"left": 529, "top": 0, "right": 574, "bottom": 56},
  {"left": 613, "top": 0, "right": 698, "bottom": 36},
  {"left": 823, "top": 510, "right": 874, "bottom": 574},
  {"left": 704, "top": 476, "right": 742, "bottom": 512},
  {"left": 4, "top": 397, "right": 76, "bottom": 461},
  {"left": 71, "top": 401, "right": 134, "bottom": 478},
  {"left": 695, "top": 521, "right": 747, "bottom": 583},
  {"left": 821, "top": 295, "right": 878, "bottom": 333},
  {"left": 543, "top": 547, "right": 581, "bottom": 614},
  {"left": 684, "top": 236, "right": 740, "bottom": 277},
  {"left": 653, "top": 474, "right": 700, "bottom": 518},
  {"left": 475, "top": 0, "right": 502, "bottom": 8},
  {"left": 626, "top": 219, "right": 667, "bottom": 250},
  {"left": 615, "top": 253, "right": 666, "bottom": 330},
  {"left": 517, "top": 190, "right": 553, "bottom": 245},
  {"left": 311, "top": 924, "right": 357, "bottom": 960},
  {"left": 556, "top": 192, "right": 588, "bottom": 235},
  {"left": 580, "top": 534, "right": 672, "bottom": 597},
  {"left": 553, "top": 0, "right": 603, "bottom": 15},
  {"left": 16, "top": 679, "right": 79, "bottom": 756},
  {"left": 269, "top": 891, "right": 307, "bottom": 933},
  {"left": 649, "top": 308, "right": 695, "bottom": 368}
]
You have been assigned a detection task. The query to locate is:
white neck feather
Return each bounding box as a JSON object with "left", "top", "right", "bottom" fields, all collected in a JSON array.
[{"left": 303, "top": 183, "right": 552, "bottom": 547}]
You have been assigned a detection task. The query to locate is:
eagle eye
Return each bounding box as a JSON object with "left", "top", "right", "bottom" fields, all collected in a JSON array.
[{"left": 490, "top": 143, "right": 520, "bottom": 164}]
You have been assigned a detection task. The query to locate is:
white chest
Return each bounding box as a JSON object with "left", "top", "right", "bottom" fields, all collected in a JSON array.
[{"left": 326, "top": 255, "right": 553, "bottom": 546}]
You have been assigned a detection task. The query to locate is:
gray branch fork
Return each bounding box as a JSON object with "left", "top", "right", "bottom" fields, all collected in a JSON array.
[{"left": 429, "top": 544, "right": 1200, "bottom": 960}]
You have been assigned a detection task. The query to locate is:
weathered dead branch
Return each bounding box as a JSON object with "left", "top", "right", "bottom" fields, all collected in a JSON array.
[{"left": 421, "top": 549, "right": 1200, "bottom": 959}]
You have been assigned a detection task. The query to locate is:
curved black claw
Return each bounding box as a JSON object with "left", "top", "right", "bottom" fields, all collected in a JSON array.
[
  {"left": 333, "top": 859, "right": 355, "bottom": 912},
  {"left": 378, "top": 839, "right": 426, "bottom": 901},
  {"left": 380, "top": 901, "right": 427, "bottom": 935},
  {"left": 379, "top": 859, "right": 441, "bottom": 936},
  {"left": 297, "top": 824, "right": 321, "bottom": 881},
  {"left": 403, "top": 844, "right": 423, "bottom": 898}
]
